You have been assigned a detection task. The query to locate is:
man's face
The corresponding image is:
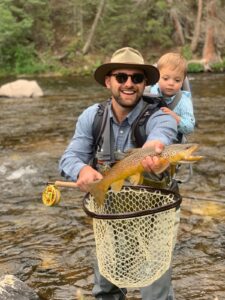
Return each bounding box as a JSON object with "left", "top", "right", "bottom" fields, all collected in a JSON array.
[{"left": 105, "top": 68, "right": 146, "bottom": 109}]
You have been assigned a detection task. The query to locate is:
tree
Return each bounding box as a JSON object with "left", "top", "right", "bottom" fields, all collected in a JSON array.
[
  {"left": 0, "top": 0, "right": 33, "bottom": 68},
  {"left": 82, "top": 0, "right": 106, "bottom": 55},
  {"left": 167, "top": 0, "right": 185, "bottom": 46},
  {"left": 202, "top": 0, "right": 220, "bottom": 69},
  {"left": 1, "top": 0, "right": 225, "bottom": 74},
  {"left": 191, "top": 0, "right": 203, "bottom": 53}
]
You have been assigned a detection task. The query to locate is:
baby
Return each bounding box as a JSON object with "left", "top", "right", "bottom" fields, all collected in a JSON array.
[{"left": 145, "top": 52, "right": 195, "bottom": 139}]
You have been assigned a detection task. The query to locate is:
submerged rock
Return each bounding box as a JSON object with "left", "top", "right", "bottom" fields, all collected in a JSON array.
[
  {"left": 0, "top": 275, "right": 40, "bottom": 300},
  {"left": 0, "top": 79, "right": 43, "bottom": 98}
]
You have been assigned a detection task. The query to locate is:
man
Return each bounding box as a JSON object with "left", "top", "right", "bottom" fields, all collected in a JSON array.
[{"left": 59, "top": 47, "right": 178, "bottom": 299}]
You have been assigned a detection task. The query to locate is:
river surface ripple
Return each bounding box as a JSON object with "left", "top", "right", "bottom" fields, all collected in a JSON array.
[{"left": 0, "top": 74, "right": 224, "bottom": 299}]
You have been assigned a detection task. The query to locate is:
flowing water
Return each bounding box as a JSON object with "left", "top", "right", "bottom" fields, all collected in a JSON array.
[{"left": 0, "top": 74, "right": 224, "bottom": 300}]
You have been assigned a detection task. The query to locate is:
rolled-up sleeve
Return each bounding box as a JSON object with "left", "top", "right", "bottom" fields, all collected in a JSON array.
[
  {"left": 146, "top": 110, "right": 178, "bottom": 145},
  {"left": 59, "top": 104, "right": 98, "bottom": 181}
]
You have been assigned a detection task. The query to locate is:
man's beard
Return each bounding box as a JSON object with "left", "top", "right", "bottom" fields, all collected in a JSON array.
[{"left": 113, "top": 93, "right": 141, "bottom": 109}]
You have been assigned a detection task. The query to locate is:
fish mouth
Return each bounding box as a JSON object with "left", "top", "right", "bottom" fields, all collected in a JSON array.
[{"left": 184, "top": 144, "right": 203, "bottom": 161}]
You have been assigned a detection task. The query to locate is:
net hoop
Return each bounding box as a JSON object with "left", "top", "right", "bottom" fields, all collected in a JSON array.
[{"left": 83, "top": 185, "right": 182, "bottom": 219}]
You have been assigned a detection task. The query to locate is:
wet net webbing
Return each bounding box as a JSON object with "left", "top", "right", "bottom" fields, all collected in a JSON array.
[{"left": 83, "top": 185, "right": 182, "bottom": 288}]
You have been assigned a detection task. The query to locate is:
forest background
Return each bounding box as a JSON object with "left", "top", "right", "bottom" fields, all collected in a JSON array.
[{"left": 0, "top": 0, "right": 225, "bottom": 77}]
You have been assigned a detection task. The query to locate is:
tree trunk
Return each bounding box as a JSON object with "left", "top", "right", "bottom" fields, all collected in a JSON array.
[
  {"left": 167, "top": 0, "right": 185, "bottom": 45},
  {"left": 82, "top": 0, "right": 105, "bottom": 55},
  {"left": 191, "top": 0, "right": 203, "bottom": 53},
  {"left": 202, "top": 0, "right": 219, "bottom": 69}
]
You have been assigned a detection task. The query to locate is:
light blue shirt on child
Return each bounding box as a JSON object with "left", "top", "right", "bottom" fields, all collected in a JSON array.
[{"left": 145, "top": 83, "right": 195, "bottom": 136}]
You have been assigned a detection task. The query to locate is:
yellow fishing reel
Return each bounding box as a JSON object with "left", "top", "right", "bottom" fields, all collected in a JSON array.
[{"left": 42, "top": 184, "right": 61, "bottom": 206}]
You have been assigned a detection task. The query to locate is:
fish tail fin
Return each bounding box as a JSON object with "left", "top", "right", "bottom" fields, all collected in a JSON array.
[{"left": 88, "top": 180, "right": 108, "bottom": 207}]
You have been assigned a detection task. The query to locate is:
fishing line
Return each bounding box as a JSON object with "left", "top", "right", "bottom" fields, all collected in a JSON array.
[{"left": 182, "top": 195, "right": 225, "bottom": 204}]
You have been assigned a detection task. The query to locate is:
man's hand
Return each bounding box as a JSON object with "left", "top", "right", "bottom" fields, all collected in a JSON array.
[
  {"left": 141, "top": 140, "right": 166, "bottom": 173},
  {"left": 76, "top": 165, "right": 103, "bottom": 192}
]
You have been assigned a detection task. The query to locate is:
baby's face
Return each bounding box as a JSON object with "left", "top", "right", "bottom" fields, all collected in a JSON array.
[{"left": 158, "top": 66, "right": 184, "bottom": 97}]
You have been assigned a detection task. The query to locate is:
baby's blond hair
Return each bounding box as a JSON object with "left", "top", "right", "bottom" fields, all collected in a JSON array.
[{"left": 157, "top": 53, "right": 187, "bottom": 77}]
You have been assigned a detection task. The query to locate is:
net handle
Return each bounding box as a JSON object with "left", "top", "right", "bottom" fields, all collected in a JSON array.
[
  {"left": 83, "top": 185, "right": 182, "bottom": 220},
  {"left": 47, "top": 180, "right": 78, "bottom": 188}
]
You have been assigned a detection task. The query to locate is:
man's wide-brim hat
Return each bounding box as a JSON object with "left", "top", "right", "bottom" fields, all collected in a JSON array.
[{"left": 94, "top": 47, "right": 159, "bottom": 86}]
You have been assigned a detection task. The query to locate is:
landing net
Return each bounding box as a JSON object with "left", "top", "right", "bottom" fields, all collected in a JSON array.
[{"left": 83, "top": 185, "right": 182, "bottom": 288}]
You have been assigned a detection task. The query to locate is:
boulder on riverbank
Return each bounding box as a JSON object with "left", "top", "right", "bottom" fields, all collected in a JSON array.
[
  {"left": 0, "top": 275, "right": 41, "bottom": 300},
  {"left": 0, "top": 79, "right": 43, "bottom": 98}
]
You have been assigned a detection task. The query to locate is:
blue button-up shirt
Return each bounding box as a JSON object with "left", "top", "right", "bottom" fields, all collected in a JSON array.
[{"left": 59, "top": 98, "right": 177, "bottom": 181}]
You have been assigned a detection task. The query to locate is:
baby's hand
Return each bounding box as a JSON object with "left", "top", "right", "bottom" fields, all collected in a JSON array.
[{"left": 161, "top": 107, "right": 180, "bottom": 124}]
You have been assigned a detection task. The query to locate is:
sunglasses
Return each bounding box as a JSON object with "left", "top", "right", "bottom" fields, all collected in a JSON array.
[{"left": 110, "top": 72, "right": 146, "bottom": 84}]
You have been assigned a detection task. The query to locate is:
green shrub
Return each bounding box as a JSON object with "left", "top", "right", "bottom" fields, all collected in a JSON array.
[
  {"left": 211, "top": 60, "right": 225, "bottom": 72},
  {"left": 187, "top": 63, "right": 204, "bottom": 73},
  {"left": 181, "top": 45, "right": 192, "bottom": 61}
]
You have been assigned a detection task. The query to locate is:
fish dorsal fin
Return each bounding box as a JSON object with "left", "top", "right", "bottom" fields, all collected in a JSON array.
[
  {"left": 111, "top": 179, "right": 124, "bottom": 192},
  {"left": 128, "top": 173, "right": 143, "bottom": 185}
]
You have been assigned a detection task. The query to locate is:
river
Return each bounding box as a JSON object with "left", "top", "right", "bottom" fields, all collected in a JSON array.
[{"left": 0, "top": 73, "right": 224, "bottom": 300}]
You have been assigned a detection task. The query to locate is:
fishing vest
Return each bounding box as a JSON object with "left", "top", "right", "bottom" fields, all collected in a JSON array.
[{"left": 91, "top": 95, "right": 167, "bottom": 170}]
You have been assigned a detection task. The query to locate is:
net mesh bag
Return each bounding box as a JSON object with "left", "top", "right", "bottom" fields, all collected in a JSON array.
[{"left": 83, "top": 185, "right": 182, "bottom": 288}]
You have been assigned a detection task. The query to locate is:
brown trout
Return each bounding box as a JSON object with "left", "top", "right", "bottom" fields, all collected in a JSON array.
[{"left": 88, "top": 143, "right": 203, "bottom": 206}]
